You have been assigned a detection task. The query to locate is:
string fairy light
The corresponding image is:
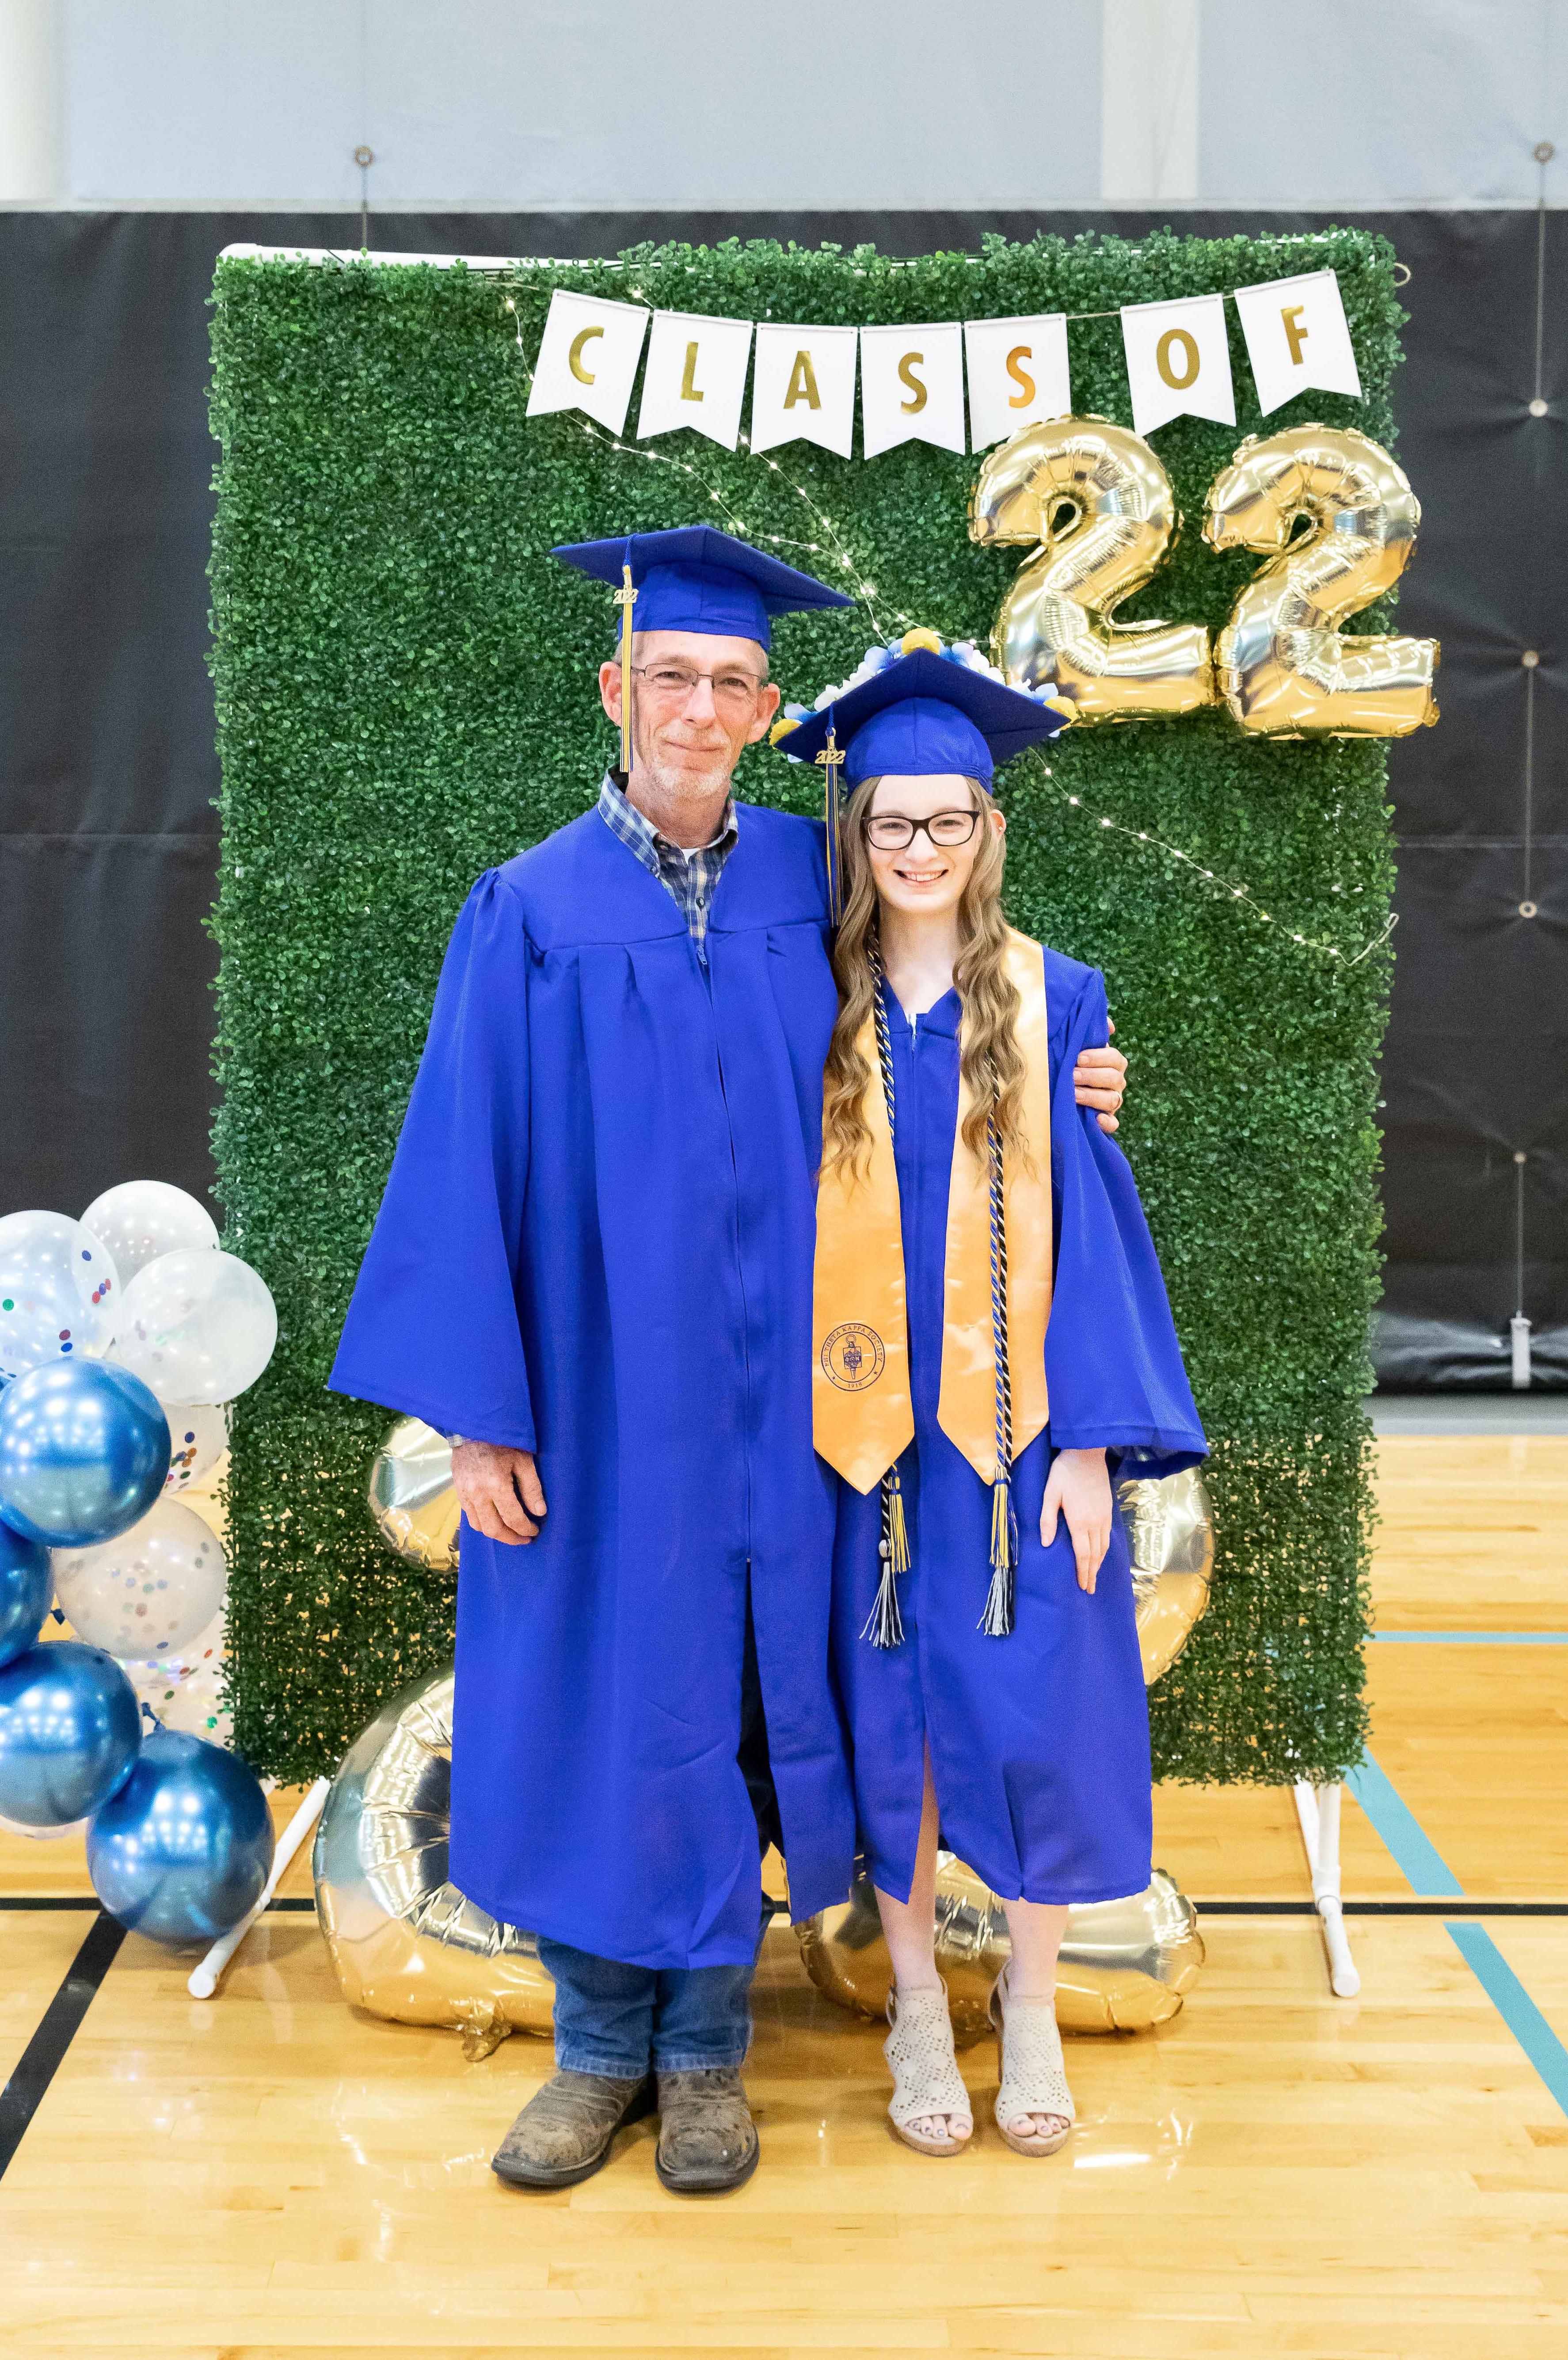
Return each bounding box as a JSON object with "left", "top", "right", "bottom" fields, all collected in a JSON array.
[
  {"left": 1018, "top": 758, "right": 1397, "bottom": 971},
  {"left": 499, "top": 284, "right": 1393, "bottom": 977}
]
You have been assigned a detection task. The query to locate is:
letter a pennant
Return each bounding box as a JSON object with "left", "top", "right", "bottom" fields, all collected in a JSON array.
[{"left": 750, "top": 323, "right": 858, "bottom": 458}]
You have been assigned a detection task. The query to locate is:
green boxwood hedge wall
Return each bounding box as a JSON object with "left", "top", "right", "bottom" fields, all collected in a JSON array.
[{"left": 209, "top": 227, "right": 1403, "bottom": 1787}]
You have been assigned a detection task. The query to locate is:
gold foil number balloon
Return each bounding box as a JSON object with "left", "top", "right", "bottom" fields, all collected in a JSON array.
[
  {"left": 1119, "top": 1465, "right": 1215, "bottom": 1684},
  {"left": 969, "top": 415, "right": 1214, "bottom": 723},
  {"left": 798, "top": 1861, "right": 1203, "bottom": 2039},
  {"left": 369, "top": 1416, "right": 461, "bottom": 1571},
  {"left": 313, "top": 1665, "right": 554, "bottom": 2056},
  {"left": 1203, "top": 423, "right": 1439, "bottom": 736}
]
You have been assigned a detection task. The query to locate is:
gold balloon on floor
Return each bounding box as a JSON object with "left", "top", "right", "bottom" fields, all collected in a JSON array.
[
  {"left": 797, "top": 1862, "right": 1203, "bottom": 2040},
  {"left": 969, "top": 415, "right": 1214, "bottom": 722},
  {"left": 1203, "top": 423, "right": 1439, "bottom": 737},
  {"left": 368, "top": 1416, "right": 460, "bottom": 1572},
  {"left": 313, "top": 1665, "right": 552, "bottom": 2058},
  {"left": 1120, "top": 1465, "right": 1214, "bottom": 1684}
]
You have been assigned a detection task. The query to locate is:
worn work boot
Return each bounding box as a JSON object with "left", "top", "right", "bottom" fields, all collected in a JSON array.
[
  {"left": 491, "top": 2068, "right": 656, "bottom": 2191},
  {"left": 654, "top": 2066, "right": 760, "bottom": 2194}
]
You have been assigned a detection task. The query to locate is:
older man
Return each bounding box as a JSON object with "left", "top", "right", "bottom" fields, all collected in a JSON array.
[{"left": 330, "top": 528, "right": 1128, "bottom": 2197}]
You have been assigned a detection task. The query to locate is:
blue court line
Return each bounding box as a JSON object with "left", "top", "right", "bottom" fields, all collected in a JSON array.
[
  {"left": 1368, "top": 1632, "right": 1568, "bottom": 1644},
  {"left": 1445, "top": 1924, "right": 1568, "bottom": 2116},
  {"left": 1344, "top": 1754, "right": 1463, "bottom": 1896},
  {"left": 1346, "top": 1751, "right": 1568, "bottom": 2117}
]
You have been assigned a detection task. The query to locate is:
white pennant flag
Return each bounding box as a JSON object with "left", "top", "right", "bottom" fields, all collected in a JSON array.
[
  {"left": 1233, "top": 269, "right": 1362, "bottom": 416},
  {"left": 636, "top": 310, "right": 754, "bottom": 450},
  {"left": 526, "top": 289, "right": 650, "bottom": 434},
  {"left": 750, "top": 323, "right": 858, "bottom": 459},
  {"left": 859, "top": 322, "right": 966, "bottom": 460},
  {"left": 964, "top": 314, "right": 1071, "bottom": 450},
  {"left": 1120, "top": 292, "right": 1235, "bottom": 438}
]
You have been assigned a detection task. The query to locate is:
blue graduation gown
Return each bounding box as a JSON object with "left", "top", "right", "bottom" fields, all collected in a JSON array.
[
  {"left": 830, "top": 949, "right": 1207, "bottom": 1910},
  {"left": 330, "top": 802, "right": 856, "bottom": 1969}
]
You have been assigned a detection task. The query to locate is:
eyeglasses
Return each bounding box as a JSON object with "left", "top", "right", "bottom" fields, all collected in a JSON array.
[
  {"left": 630, "top": 664, "right": 767, "bottom": 715},
  {"left": 863, "top": 809, "right": 981, "bottom": 851}
]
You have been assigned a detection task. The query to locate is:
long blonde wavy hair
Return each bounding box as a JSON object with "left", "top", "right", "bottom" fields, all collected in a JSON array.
[{"left": 823, "top": 773, "right": 1027, "bottom": 1179}]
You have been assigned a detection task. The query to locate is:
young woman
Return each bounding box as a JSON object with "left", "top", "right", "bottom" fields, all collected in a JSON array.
[{"left": 783, "top": 639, "right": 1206, "bottom": 2160}]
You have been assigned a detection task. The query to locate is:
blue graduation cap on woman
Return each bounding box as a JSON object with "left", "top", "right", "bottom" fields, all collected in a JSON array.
[
  {"left": 553, "top": 525, "right": 853, "bottom": 774},
  {"left": 776, "top": 633, "right": 1068, "bottom": 917}
]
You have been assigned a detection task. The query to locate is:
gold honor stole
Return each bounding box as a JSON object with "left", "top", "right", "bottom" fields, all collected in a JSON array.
[{"left": 813, "top": 930, "right": 1054, "bottom": 1494}]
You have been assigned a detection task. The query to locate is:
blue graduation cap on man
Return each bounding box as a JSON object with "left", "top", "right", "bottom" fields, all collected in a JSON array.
[{"left": 553, "top": 525, "right": 854, "bottom": 777}]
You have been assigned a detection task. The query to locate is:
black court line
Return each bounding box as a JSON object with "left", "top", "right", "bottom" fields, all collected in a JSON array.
[
  {"left": 0, "top": 1910, "right": 126, "bottom": 2183},
  {"left": 1198, "top": 1899, "right": 1568, "bottom": 1918},
  {"left": 0, "top": 1894, "right": 320, "bottom": 1912}
]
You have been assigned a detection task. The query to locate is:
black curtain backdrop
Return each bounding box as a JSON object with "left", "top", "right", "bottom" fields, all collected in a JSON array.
[{"left": 0, "top": 209, "right": 1561, "bottom": 1387}]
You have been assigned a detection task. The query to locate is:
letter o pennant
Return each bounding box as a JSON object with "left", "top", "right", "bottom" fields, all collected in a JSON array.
[{"left": 1120, "top": 293, "right": 1235, "bottom": 438}]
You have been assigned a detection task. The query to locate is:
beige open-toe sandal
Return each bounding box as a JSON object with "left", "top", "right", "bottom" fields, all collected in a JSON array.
[
  {"left": 990, "top": 1965, "right": 1074, "bottom": 2157},
  {"left": 883, "top": 1984, "right": 974, "bottom": 2157}
]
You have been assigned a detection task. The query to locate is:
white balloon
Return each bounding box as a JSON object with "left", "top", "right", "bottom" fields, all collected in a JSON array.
[
  {"left": 80, "top": 1180, "right": 219, "bottom": 1288},
  {"left": 0, "top": 1210, "right": 121, "bottom": 1379},
  {"left": 162, "top": 1401, "right": 231, "bottom": 1493},
  {"left": 123, "top": 1606, "right": 229, "bottom": 1745},
  {"left": 110, "top": 1249, "right": 276, "bottom": 1407},
  {"left": 53, "top": 1500, "right": 228, "bottom": 1659}
]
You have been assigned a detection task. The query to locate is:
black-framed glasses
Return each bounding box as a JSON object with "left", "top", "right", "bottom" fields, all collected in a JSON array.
[
  {"left": 629, "top": 663, "right": 767, "bottom": 714},
  {"left": 863, "top": 808, "right": 981, "bottom": 851}
]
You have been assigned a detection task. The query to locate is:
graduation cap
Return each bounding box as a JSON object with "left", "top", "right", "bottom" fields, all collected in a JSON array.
[
  {"left": 553, "top": 526, "right": 853, "bottom": 775},
  {"left": 776, "top": 634, "right": 1067, "bottom": 921},
  {"left": 779, "top": 642, "right": 1067, "bottom": 787}
]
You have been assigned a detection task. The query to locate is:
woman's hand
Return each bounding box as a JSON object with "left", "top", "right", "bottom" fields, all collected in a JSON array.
[
  {"left": 1072, "top": 1021, "right": 1127, "bottom": 1135},
  {"left": 452, "top": 1440, "right": 547, "bottom": 1544},
  {"left": 1040, "top": 1447, "right": 1112, "bottom": 1593}
]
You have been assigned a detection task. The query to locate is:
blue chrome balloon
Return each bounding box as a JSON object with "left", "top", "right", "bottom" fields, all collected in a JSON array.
[
  {"left": 0, "top": 1641, "right": 141, "bottom": 1825},
  {"left": 88, "top": 1729, "right": 274, "bottom": 1947},
  {"left": 0, "top": 1520, "right": 51, "bottom": 1667},
  {"left": 0, "top": 1361, "right": 170, "bottom": 1547}
]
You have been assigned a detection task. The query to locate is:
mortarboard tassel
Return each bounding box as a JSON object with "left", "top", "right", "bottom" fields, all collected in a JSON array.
[
  {"left": 613, "top": 539, "right": 637, "bottom": 777},
  {"left": 814, "top": 714, "right": 845, "bottom": 926}
]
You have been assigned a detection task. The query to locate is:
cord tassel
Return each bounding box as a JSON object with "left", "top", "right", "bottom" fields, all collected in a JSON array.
[
  {"left": 863, "top": 1468, "right": 910, "bottom": 1649},
  {"left": 982, "top": 1473, "right": 1017, "bottom": 1637}
]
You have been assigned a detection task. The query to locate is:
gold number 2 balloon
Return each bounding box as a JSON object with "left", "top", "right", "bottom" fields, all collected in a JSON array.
[
  {"left": 968, "top": 415, "right": 1214, "bottom": 723},
  {"left": 1203, "top": 423, "right": 1439, "bottom": 736}
]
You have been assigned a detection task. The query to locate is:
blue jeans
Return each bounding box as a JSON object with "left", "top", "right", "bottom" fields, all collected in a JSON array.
[{"left": 539, "top": 1934, "right": 759, "bottom": 2078}]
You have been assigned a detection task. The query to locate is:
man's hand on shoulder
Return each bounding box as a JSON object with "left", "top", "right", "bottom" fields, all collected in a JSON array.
[
  {"left": 452, "top": 1440, "right": 547, "bottom": 1545},
  {"left": 1073, "top": 1019, "right": 1128, "bottom": 1135}
]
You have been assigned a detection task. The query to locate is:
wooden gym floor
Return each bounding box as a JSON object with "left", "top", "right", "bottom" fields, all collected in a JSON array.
[{"left": 1, "top": 1431, "right": 1566, "bottom": 2358}]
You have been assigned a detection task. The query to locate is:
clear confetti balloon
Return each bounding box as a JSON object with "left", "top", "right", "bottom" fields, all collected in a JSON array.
[
  {"left": 132, "top": 1617, "right": 231, "bottom": 1749},
  {"left": 0, "top": 1211, "right": 120, "bottom": 1380},
  {"left": 162, "top": 1402, "right": 230, "bottom": 1494},
  {"left": 110, "top": 1249, "right": 277, "bottom": 1408},
  {"left": 80, "top": 1180, "right": 219, "bottom": 1287},
  {"left": 124, "top": 1606, "right": 225, "bottom": 1720},
  {"left": 52, "top": 1499, "right": 228, "bottom": 1660}
]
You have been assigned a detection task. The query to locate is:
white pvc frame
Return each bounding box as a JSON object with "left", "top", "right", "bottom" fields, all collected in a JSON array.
[
  {"left": 1292, "top": 1779, "right": 1361, "bottom": 1997},
  {"left": 187, "top": 1777, "right": 329, "bottom": 1999}
]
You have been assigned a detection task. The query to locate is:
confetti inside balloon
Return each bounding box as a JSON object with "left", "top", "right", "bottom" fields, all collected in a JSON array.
[
  {"left": 161, "top": 1402, "right": 230, "bottom": 1494},
  {"left": 53, "top": 1499, "right": 228, "bottom": 1659},
  {"left": 0, "top": 1361, "right": 171, "bottom": 1548},
  {"left": 0, "top": 1210, "right": 120, "bottom": 1381},
  {"left": 110, "top": 1249, "right": 277, "bottom": 1408},
  {"left": 124, "top": 1607, "right": 230, "bottom": 1747},
  {"left": 80, "top": 1180, "right": 220, "bottom": 1287}
]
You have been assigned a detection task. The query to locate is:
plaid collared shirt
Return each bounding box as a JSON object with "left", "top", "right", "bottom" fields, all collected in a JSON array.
[{"left": 597, "top": 773, "right": 738, "bottom": 962}]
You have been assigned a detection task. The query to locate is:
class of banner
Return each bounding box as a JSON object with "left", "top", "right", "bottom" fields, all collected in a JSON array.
[{"left": 525, "top": 266, "right": 1362, "bottom": 456}]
